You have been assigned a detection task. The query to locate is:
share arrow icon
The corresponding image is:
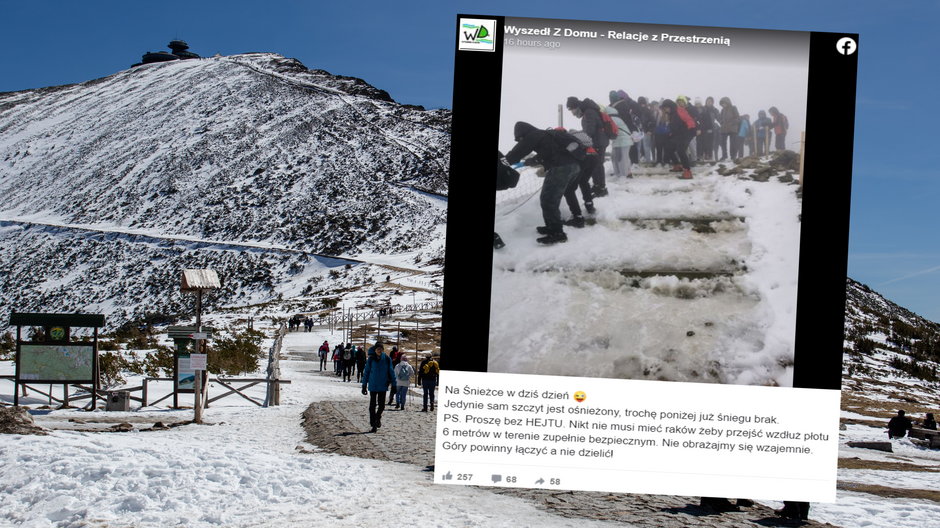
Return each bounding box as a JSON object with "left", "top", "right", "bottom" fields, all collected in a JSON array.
[{"left": 535, "top": 478, "right": 545, "bottom": 485}]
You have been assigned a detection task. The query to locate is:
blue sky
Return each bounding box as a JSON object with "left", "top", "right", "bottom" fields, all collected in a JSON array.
[{"left": 2, "top": 1, "right": 938, "bottom": 321}]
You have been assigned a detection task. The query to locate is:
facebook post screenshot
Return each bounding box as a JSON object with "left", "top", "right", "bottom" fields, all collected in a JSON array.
[{"left": 440, "top": 15, "right": 858, "bottom": 502}]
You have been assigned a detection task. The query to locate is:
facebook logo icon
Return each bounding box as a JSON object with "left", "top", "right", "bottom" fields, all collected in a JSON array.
[{"left": 836, "top": 37, "right": 857, "bottom": 56}]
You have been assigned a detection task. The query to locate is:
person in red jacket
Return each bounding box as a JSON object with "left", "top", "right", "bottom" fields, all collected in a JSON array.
[
  {"left": 662, "top": 97, "right": 697, "bottom": 179},
  {"left": 768, "top": 106, "right": 789, "bottom": 151}
]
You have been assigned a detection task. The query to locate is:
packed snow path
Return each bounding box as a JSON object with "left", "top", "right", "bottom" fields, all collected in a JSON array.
[{"left": 491, "top": 161, "right": 802, "bottom": 386}]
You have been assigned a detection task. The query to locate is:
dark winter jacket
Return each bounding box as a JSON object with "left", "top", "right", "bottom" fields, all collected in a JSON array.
[
  {"left": 637, "top": 103, "right": 654, "bottom": 133},
  {"left": 888, "top": 415, "right": 912, "bottom": 438},
  {"left": 699, "top": 104, "right": 719, "bottom": 133},
  {"left": 610, "top": 97, "right": 641, "bottom": 133},
  {"left": 718, "top": 97, "right": 740, "bottom": 134},
  {"left": 661, "top": 100, "right": 695, "bottom": 138},
  {"left": 362, "top": 348, "right": 396, "bottom": 392},
  {"left": 505, "top": 122, "right": 579, "bottom": 169},
  {"left": 418, "top": 358, "right": 440, "bottom": 386},
  {"left": 355, "top": 347, "right": 367, "bottom": 368},
  {"left": 753, "top": 111, "right": 772, "bottom": 139},
  {"left": 577, "top": 98, "right": 610, "bottom": 151},
  {"left": 769, "top": 107, "right": 788, "bottom": 135}
]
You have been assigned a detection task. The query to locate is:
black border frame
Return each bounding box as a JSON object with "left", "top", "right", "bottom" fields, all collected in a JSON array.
[{"left": 442, "top": 15, "right": 858, "bottom": 391}]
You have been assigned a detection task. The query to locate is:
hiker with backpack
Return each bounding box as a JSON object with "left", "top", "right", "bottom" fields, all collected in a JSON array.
[
  {"left": 394, "top": 356, "right": 414, "bottom": 410},
  {"left": 566, "top": 97, "right": 610, "bottom": 197},
  {"left": 355, "top": 345, "right": 367, "bottom": 383},
  {"left": 753, "top": 110, "right": 773, "bottom": 156},
  {"left": 418, "top": 353, "right": 440, "bottom": 412},
  {"left": 558, "top": 127, "right": 598, "bottom": 229},
  {"left": 361, "top": 342, "right": 396, "bottom": 433},
  {"left": 332, "top": 343, "right": 343, "bottom": 375},
  {"left": 602, "top": 106, "right": 634, "bottom": 179},
  {"left": 317, "top": 340, "right": 329, "bottom": 372},
  {"left": 341, "top": 344, "right": 355, "bottom": 382},
  {"left": 609, "top": 90, "right": 644, "bottom": 166},
  {"left": 768, "top": 106, "right": 789, "bottom": 151},
  {"left": 504, "top": 121, "right": 581, "bottom": 245},
  {"left": 387, "top": 346, "right": 402, "bottom": 405},
  {"left": 678, "top": 95, "right": 700, "bottom": 163},
  {"left": 661, "top": 98, "right": 697, "bottom": 180}
]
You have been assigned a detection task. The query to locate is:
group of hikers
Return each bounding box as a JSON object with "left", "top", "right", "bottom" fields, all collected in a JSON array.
[
  {"left": 497, "top": 90, "right": 789, "bottom": 245},
  {"left": 318, "top": 340, "right": 367, "bottom": 382},
  {"left": 358, "top": 340, "right": 440, "bottom": 433},
  {"left": 316, "top": 339, "right": 441, "bottom": 432},
  {"left": 288, "top": 314, "right": 313, "bottom": 332},
  {"left": 887, "top": 409, "right": 938, "bottom": 438}
]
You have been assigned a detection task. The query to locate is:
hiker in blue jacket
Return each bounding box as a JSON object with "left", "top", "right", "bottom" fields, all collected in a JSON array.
[{"left": 361, "top": 342, "right": 396, "bottom": 433}]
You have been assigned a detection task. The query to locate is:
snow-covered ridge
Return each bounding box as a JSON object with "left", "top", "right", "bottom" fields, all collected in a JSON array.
[{"left": 0, "top": 53, "right": 450, "bottom": 327}]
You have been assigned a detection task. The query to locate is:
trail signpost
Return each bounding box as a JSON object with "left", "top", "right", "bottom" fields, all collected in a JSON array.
[{"left": 181, "top": 269, "right": 220, "bottom": 423}]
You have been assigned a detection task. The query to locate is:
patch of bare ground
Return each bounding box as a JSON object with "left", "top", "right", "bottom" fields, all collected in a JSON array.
[
  {"left": 840, "top": 391, "right": 938, "bottom": 419},
  {"left": 837, "top": 482, "right": 940, "bottom": 503},
  {"left": 839, "top": 457, "right": 940, "bottom": 472}
]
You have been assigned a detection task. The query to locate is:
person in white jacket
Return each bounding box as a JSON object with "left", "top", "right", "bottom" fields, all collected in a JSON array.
[
  {"left": 603, "top": 105, "right": 634, "bottom": 179},
  {"left": 394, "top": 357, "right": 415, "bottom": 410}
]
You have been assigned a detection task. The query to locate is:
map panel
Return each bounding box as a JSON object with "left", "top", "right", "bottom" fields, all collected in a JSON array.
[{"left": 19, "top": 344, "right": 95, "bottom": 382}]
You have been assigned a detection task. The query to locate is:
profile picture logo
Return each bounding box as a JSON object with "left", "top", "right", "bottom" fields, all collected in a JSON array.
[
  {"left": 573, "top": 391, "right": 587, "bottom": 403},
  {"left": 458, "top": 18, "right": 496, "bottom": 52}
]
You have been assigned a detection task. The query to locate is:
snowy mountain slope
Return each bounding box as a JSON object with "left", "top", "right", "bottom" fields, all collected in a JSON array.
[
  {"left": 841, "top": 278, "right": 940, "bottom": 410},
  {"left": 0, "top": 53, "right": 450, "bottom": 327}
]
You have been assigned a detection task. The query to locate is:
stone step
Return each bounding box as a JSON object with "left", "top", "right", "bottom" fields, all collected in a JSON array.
[{"left": 504, "top": 266, "right": 743, "bottom": 282}]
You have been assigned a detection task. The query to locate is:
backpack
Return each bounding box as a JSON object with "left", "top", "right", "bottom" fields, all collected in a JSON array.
[
  {"left": 422, "top": 360, "right": 438, "bottom": 376},
  {"left": 343, "top": 349, "right": 352, "bottom": 361},
  {"left": 599, "top": 111, "right": 619, "bottom": 139},
  {"left": 496, "top": 151, "right": 520, "bottom": 190},
  {"left": 547, "top": 129, "right": 587, "bottom": 161}
]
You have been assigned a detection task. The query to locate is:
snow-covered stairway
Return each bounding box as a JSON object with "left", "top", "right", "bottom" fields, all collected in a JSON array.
[{"left": 490, "top": 161, "right": 802, "bottom": 386}]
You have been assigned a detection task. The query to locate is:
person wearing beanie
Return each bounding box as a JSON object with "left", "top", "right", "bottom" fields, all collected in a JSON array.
[
  {"left": 698, "top": 97, "right": 719, "bottom": 161},
  {"left": 753, "top": 110, "right": 773, "bottom": 156},
  {"left": 718, "top": 96, "right": 741, "bottom": 161},
  {"left": 603, "top": 106, "right": 633, "bottom": 179},
  {"left": 566, "top": 97, "right": 610, "bottom": 197},
  {"left": 361, "top": 342, "right": 395, "bottom": 433},
  {"left": 768, "top": 106, "right": 789, "bottom": 151},
  {"left": 355, "top": 345, "right": 367, "bottom": 383},
  {"left": 394, "top": 356, "right": 414, "bottom": 410},
  {"left": 557, "top": 126, "right": 598, "bottom": 226},
  {"left": 610, "top": 90, "right": 642, "bottom": 166},
  {"left": 677, "top": 96, "right": 700, "bottom": 163},
  {"left": 504, "top": 121, "right": 581, "bottom": 244},
  {"left": 387, "top": 345, "right": 402, "bottom": 405},
  {"left": 636, "top": 96, "right": 655, "bottom": 163},
  {"left": 661, "top": 99, "right": 697, "bottom": 179},
  {"left": 418, "top": 353, "right": 440, "bottom": 412}
]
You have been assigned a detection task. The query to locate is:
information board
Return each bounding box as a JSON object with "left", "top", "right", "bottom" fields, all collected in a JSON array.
[{"left": 18, "top": 344, "right": 95, "bottom": 383}]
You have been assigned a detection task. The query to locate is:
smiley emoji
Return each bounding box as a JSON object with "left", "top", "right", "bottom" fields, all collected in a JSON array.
[{"left": 573, "top": 391, "right": 586, "bottom": 403}]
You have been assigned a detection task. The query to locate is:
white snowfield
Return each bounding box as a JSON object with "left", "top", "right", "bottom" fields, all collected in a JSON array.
[
  {"left": 0, "top": 328, "right": 615, "bottom": 528},
  {"left": 1, "top": 325, "right": 939, "bottom": 526}
]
